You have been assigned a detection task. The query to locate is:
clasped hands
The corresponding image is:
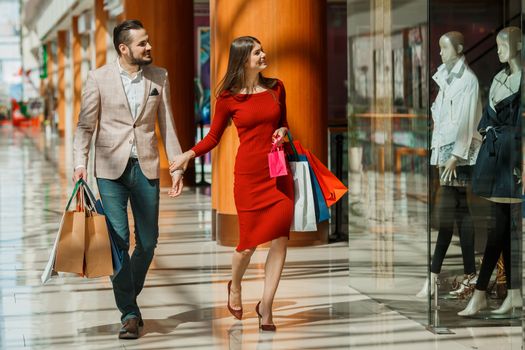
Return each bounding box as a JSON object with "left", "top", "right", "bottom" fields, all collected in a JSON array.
[{"left": 169, "top": 150, "right": 195, "bottom": 197}]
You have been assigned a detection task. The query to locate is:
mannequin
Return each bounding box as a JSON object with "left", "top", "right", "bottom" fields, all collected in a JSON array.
[
  {"left": 417, "top": 31, "right": 482, "bottom": 298},
  {"left": 458, "top": 26, "right": 522, "bottom": 316}
]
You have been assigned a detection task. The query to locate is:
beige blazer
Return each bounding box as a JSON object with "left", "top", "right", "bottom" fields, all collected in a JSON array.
[{"left": 73, "top": 62, "right": 182, "bottom": 180}]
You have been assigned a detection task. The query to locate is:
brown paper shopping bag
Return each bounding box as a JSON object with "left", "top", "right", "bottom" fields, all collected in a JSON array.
[
  {"left": 84, "top": 212, "right": 113, "bottom": 278},
  {"left": 54, "top": 185, "right": 86, "bottom": 274}
]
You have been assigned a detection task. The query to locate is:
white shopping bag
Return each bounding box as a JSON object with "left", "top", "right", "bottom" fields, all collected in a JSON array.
[
  {"left": 41, "top": 212, "right": 65, "bottom": 284},
  {"left": 289, "top": 160, "right": 318, "bottom": 232}
]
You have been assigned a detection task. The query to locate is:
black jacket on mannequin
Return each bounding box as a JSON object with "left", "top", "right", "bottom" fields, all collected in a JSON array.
[{"left": 472, "top": 88, "right": 521, "bottom": 200}]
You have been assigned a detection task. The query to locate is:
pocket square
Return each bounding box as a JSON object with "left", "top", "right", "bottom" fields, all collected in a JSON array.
[{"left": 149, "top": 88, "right": 159, "bottom": 96}]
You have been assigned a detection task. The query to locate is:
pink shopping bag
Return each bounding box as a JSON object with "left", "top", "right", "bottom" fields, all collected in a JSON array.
[{"left": 268, "top": 143, "right": 288, "bottom": 178}]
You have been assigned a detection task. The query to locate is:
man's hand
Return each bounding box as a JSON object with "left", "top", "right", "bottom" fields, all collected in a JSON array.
[
  {"left": 72, "top": 166, "right": 87, "bottom": 183},
  {"left": 168, "top": 172, "right": 184, "bottom": 197},
  {"left": 441, "top": 156, "right": 458, "bottom": 183}
]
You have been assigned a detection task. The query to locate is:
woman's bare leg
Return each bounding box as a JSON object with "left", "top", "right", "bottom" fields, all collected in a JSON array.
[
  {"left": 230, "top": 248, "right": 256, "bottom": 309},
  {"left": 260, "top": 236, "right": 288, "bottom": 324}
]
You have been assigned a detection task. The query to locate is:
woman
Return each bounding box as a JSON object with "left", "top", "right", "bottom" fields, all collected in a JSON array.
[{"left": 169, "top": 36, "right": 293, "bottom": 331}]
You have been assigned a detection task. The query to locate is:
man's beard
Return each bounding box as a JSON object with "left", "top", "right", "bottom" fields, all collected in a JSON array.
[{"left": 128, "top": 50, "right": 153, "bottom": 66}]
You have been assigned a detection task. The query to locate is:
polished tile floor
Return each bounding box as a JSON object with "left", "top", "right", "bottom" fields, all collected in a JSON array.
[{"left": 0, "top": 125, "right": 522, "bottom": 349}]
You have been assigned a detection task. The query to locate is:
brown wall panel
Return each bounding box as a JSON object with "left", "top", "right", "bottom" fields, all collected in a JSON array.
[
  {"left": 94, "top": 0, "right": 108, "bottom": 68},
  {"left": 124, "top": 0, "right": 196, "bottom": 184},
  {"left": 72, "top": 17, "right": 82, "bottom": 126},
  {"left": 56, "top": 31, "right": 67, "bottom": 135}
]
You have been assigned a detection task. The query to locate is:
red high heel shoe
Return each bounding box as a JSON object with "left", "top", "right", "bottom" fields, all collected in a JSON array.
[
  {"left": 255, "top": 301, "right": 276, "bottom": 331},
  {"left": 227, "top": 281, "right": 243, "bottom": 320}
]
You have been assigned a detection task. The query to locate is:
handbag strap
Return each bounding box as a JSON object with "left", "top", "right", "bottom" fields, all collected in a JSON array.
[{"left": 286, "top": 130, "right": 300, "bottom": 161}]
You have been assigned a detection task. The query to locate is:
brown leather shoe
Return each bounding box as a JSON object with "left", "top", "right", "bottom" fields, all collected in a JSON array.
[{"left": 119, "top": 318, "right": 140, "bottom": 339}]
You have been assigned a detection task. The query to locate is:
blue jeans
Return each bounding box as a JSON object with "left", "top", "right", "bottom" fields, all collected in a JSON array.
[{"left": 97, "top": 158, "right": 159, "bottom": 322}]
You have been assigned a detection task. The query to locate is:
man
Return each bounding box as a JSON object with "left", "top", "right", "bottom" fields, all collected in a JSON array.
[{"left": 72, "top": 19, "right": 184, "bottom": 339}]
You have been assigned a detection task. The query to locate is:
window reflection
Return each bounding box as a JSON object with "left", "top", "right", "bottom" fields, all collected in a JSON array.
[{"left": 347, "top": 0, "right": 523, "bottom": 338}]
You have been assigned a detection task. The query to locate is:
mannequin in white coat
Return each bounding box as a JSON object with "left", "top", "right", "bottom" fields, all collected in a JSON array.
[{"left": 417, "top": 31, "right": 482, "bottom": 298}]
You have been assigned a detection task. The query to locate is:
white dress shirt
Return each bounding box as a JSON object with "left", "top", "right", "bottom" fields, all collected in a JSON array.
[
  {"left": 117, "top": 59, "right": 145, "bottom": 159},
  {"left": 430, "top": 56, "right": 482, "bottom": 166}
]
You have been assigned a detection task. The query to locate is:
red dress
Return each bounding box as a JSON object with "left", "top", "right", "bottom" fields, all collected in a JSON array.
[{"left": 192, "top": 80, "right": 294, "bottom": 251}]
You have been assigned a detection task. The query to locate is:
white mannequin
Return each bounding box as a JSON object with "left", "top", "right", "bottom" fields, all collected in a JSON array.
[
  {"left": 418, "top": 31, "right": 481, "bottom": 298},
  {"left": 458, "top": 26, "right": 523, "bottom": 316}
]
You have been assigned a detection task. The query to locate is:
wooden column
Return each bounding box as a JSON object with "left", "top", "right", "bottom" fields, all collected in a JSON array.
[
  {"left": 46, "top": 42, "right": 54, "bottom": 89},
  {"left": 72, "top": 17, "right": 82, "bottom": 126},
  {"left": 45, "top": 41, "right": 55, "bottom": 124},
  {"left": 124, "top": 0, "right": 196, "bottom": 185},
  {"left": 211, "top": 0, "right": 328, "bottom": 247},
  {"left": 94, "top": 0, "right": 108, "bottom": 68},
  {"left": 56, "top": 31, "right": 67, "bottom": 136}
]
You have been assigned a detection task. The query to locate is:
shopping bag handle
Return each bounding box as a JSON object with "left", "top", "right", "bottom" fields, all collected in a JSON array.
[
  {"left": 77, "top": 179, "right": 100, "bottom": 214},
  {"left": 65, "top": 180, "right": 83, "bottom": 211},
  {"left": 286, "top": 130, "right": 300, "bottom": 161}
]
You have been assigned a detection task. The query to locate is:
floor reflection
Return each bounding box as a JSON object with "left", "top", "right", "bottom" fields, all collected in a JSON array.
[
  {"left": 0, "top": 125, "right": 521, "bottom": 349},
  {"left": 348, "top": 165, "right": 522, "bottom": 336}
]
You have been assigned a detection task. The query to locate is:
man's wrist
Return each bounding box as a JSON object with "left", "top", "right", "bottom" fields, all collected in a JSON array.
[{"left": 74, "top": 165, "right": 86, "bottom": 170}]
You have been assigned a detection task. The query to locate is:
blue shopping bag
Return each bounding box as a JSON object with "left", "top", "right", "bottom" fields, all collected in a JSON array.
[
  {"left": 287, "top": 132, "right": 330, "bottom": 224},
  {"left": 94, "top": 199, "right": 123, "bottom": 276},
  {"left": 308, "top": 164, "right": 331, "bottom": 223}
]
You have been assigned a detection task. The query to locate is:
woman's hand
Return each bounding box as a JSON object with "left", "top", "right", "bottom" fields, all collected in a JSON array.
[
  {"left": 169, "top": 151, "right": 195, "bottom": 174},
  {"left": 272, "top": 127, "right": 288, "bottom": 146},
  {"left": 441, "top": 156, "right": 458, "bottom": 182}
]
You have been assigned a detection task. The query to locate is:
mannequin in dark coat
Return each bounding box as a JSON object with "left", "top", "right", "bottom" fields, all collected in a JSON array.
[{"left": 459, "top": 26, "right": 523, "bottom": 317}]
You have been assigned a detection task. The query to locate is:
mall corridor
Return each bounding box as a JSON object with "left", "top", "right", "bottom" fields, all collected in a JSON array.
[{"left": 0, "top": 125, "right": 520, "bottom": 349}]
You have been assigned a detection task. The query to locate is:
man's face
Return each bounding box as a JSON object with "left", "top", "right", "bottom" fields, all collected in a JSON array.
[{"left": 120, "top": 28, "right": 152, "bottom": 66}]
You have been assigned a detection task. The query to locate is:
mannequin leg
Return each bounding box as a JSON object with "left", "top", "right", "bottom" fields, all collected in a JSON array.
[
  {"left": 418, "top": 187, "right": 455, "bottom": 297},
  {"left": 456, "top": 188, "right": 476, "bottom": 275},
  {"left": 492, "top": 289, "right": 522, "bottom": 314},
  {"left": 450, "top": 189, "right": 477, "bottom": 296},
  {"left": 430, "top": 187, "right": 457, "bottom": 274},
  {"left": 457, "top": 289, "right": 487, "bottom": 316},
  {"left": 473, "top": 202, "right": 507, "bottom": 291},
  {"left": 492, "top": 204, "right": 522, "bottom": 314},
  {"left": 459, "top": 202, "right": 506, "bottom": 316},
  {"left": 416, "top": 272, "right": 438, "bottom": 298}
]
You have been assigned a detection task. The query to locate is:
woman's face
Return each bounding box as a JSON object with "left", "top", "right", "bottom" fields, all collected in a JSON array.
[
  {"left": 439, "top": 36, "right": 458, "bottom": 65},
  {"left": 496, "top": 35, "right": 511, "bottom": 63},
  {"left": 245, "top": 42, "right": 267, "bottom": 72}
]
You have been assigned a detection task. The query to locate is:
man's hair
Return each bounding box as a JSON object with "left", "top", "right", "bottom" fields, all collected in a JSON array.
[{"left": 113, "top": 19, "right": 144, "bottom": 56}]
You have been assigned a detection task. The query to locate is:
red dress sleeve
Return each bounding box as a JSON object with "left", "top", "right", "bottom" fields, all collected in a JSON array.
[
  {"left": 191, "top": 97, "right": 231, "bottom": 157},
  {"left": 278, "top": 80, "right": 288, "bottom": 129}
]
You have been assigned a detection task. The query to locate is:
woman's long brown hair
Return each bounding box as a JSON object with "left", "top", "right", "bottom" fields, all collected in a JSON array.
[{"left": 216, "top": 36, "right": 276, "bottom": 97}]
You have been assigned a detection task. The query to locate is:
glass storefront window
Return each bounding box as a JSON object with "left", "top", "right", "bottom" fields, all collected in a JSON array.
[
  {"left": 347, "top": 0, "right": 430, "bottom": 326},
  {"left": 347, "top": 0, "right": 523, "bottom": 342}
]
